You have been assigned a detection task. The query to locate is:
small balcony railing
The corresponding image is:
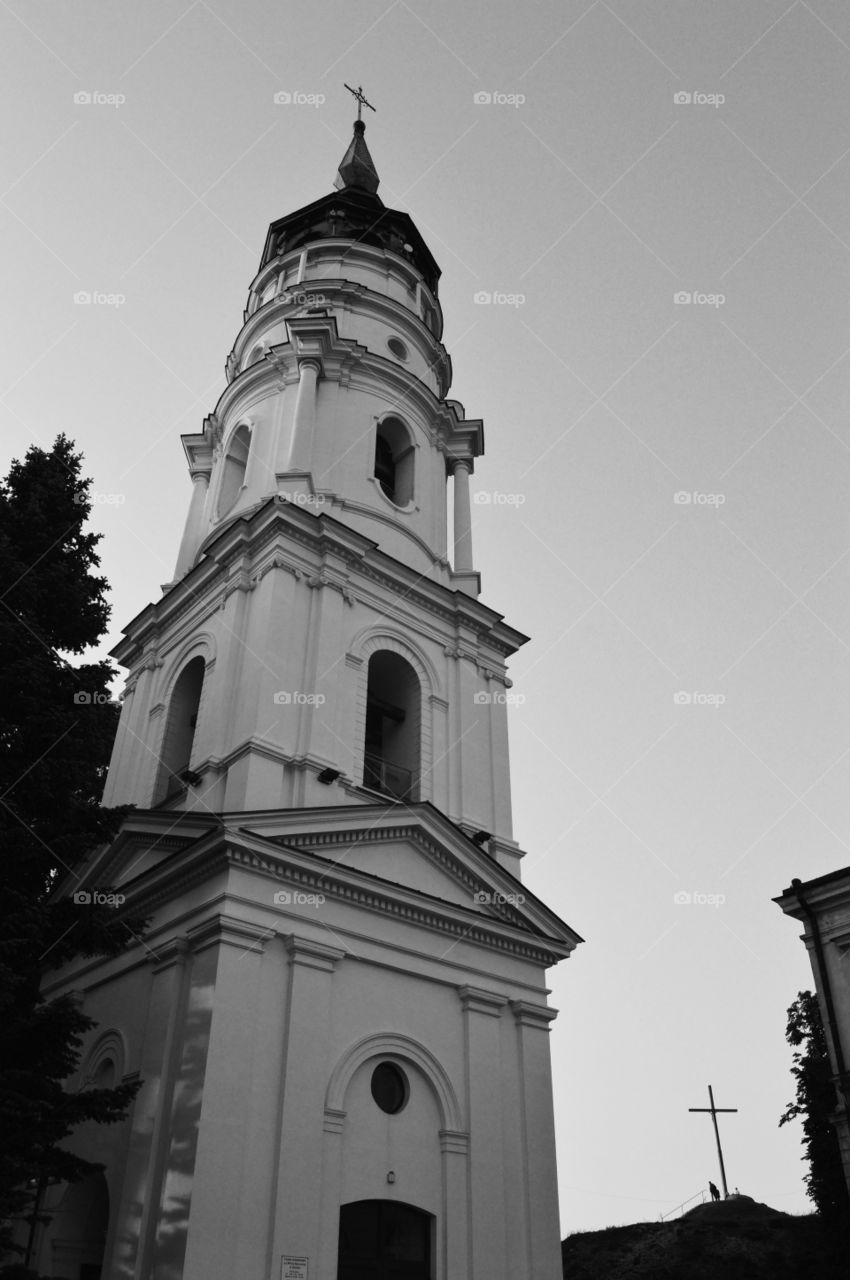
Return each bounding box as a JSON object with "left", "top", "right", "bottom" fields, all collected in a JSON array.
[{"left": 363, "top": 753, "right": 415, "bottom": 801}]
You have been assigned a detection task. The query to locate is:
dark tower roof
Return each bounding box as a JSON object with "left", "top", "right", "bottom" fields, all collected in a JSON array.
[
  {"left": 334, "top": 119, "right": 380, "bottom": 195},
  {"left": 258, "top": 120, "right": 441, "bottom": 295}
]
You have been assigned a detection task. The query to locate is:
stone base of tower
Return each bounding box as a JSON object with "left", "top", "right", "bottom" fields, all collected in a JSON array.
[{"left": 36, "top": 805, "right": 579, "bottom": 1280}]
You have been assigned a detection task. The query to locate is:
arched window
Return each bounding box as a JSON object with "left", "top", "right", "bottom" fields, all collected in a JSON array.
[
  {"left": 216, "top": 424, "right": 251, "bottom": 519},
  {"left": 245, "top": 344, "right": 265, "bottom": 369},
  {"left": 374, "top": 417, "right": 414, "bottom": 507},
  {"left": 363, "top": 651, "right": 420, "bottom": 801},
  {"left": 155, "top": 656, "right": 205, "bottom": 803}
]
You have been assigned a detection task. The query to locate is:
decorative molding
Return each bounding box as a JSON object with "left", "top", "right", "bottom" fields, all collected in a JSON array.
[
  {"left": 187, "top": 914, "right": 273, "bottom": 956},
  {"left": 458, "top": 985, "right": 508, "bottom": 1016},
  {"left": 151, "top": 937, "right": 191, "bottom": 973},
  {"left": 325, "top": 1031, "right": 464, "bottom": 1131},
  {"left": 284, "top": 935, "right": 346, "bottom": 971},
  {"left": 230, "top": 845, "right": 563, "bottom": 965},
  {"left": 323, "top": 1107, "right": 347, "bottom": 1135},
  {"left": 511, "top": 999, "right": 558, "bottom": 1030},
  {"left": 439, "top": 1129, "right": 470, "bottom": 1155}
]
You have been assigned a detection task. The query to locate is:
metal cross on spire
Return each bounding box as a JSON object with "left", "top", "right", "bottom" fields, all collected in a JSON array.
[
  {"left": 344, "top": 83, "right": 376, "bottom": 121},
  {"left": 688, "top": 1084, "right": 738, "bottom": 1199}
]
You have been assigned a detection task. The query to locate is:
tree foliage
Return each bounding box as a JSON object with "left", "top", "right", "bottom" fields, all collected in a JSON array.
[
  {"left": 0, "top": 436, "right": 143, "bottom": 1264},
  {"left": 780, "top": 990, "right": 850, "bottom": 1220}
]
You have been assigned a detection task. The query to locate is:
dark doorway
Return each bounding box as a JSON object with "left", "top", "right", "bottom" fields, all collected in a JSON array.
[{"left": 337, "top": 1199, "right": 431, "bottom": 1279}]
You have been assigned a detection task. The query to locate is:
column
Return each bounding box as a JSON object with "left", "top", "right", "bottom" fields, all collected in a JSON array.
[
  {"left": 452, "top": 459, "right": 474, "bottom": 572},
  {"left": 512, "top": 1000, "right": 562, "bottom": 1280},
  {"left": 269, "top": 937, "right": 344, "bottom": 1278},
  {"left": 181, "top": 918, "right": 273, "bottom": 1280},
  {"left": 460, "top": 986, "right": 508, "bottom": 1278},
  {"left": 440, "top": 1129, "right": 470, "bottom": 1280},
  {"left": 290, "top": 359, "right": 321, "bottom": 471},
  {"left": 173, "top": 471, "right": 210, "bottom": 581}
]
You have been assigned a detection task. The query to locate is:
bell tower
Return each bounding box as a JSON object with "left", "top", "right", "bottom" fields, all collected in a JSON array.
[{"left": 45, "top": 110, "right": 582, "bottom": 1280}]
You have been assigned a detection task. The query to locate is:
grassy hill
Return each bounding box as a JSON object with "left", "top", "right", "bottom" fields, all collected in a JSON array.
[{"left": 561, "top": 1194, "right": 849, "bottom": 1280}]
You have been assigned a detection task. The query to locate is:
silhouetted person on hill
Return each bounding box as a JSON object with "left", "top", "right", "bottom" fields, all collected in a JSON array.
[{"left": 709, "top": 1181, "right": 721, "bottom": 1202}]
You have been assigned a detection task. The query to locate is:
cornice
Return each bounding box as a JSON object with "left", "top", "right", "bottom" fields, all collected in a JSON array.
[
  {"left": 111, "top": 501, "right": 528, "bottom": 669},
  {"left": 231, "top": 276, "right": 451, "bottom": 395},
  {"left": 272, "top": 823, "right": 528, "bottom": 929},
  {"left": 228, "top": 842, "right": 571, "bottom": 966}
]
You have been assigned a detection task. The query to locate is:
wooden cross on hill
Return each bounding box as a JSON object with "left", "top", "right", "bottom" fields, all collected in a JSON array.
[{"left": 689, "top": 1084, "right": 738, "bottom": 1198}]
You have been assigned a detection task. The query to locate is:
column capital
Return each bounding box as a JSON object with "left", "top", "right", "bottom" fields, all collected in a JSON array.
[
  {"left": 439, "top": 1129, "right": 470, "bottom": 1154},
  {"left": 448, "top": 455, "right": 474, "bottom": 477},
  {"left": 284, "top": 934, "right": 346, "bottom": 971},
  {"left": 511, "top": 999, "right": 558, "bottom": 1029},
  {"left": 458, "top": 984, "right": 508, "bottom": 1016}
]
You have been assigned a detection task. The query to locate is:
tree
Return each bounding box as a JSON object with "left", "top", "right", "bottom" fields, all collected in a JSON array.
[
  {"left": 0, "top": 436, "right": 143, "bottom": 1267},
  {"left": 779, "top": 990, "right": 850, "bottom": 1220}
]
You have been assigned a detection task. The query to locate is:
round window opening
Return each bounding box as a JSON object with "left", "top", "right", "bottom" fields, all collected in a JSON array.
[
  {"left": 371, "top": 1061, "right": 409, "bottom": 1114},
  {"left": 387, "top": 337, "right": 408, "bottom": 361}
]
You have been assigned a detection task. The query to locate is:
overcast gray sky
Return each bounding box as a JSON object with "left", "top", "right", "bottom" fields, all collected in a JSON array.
[{"left": 3, "top": 0, "right": 850, "bottom": 1234}]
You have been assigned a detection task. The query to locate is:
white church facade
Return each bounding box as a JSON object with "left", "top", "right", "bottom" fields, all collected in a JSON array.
[{"left": 36, "top": 113, "right": 581, "bottom": 1280}]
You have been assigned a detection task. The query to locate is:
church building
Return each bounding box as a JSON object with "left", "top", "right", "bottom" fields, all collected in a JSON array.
[{"left": 37, "top": 106, "right": 582, "bottom": 1280}]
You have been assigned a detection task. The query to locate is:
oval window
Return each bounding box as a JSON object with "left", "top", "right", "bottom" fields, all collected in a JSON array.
[
  {"left": 371, "top": 1061, "right": 408, "bottom": 1114},
  {"left": 387, "top": 336, "right": 408, "bottom": 361}
]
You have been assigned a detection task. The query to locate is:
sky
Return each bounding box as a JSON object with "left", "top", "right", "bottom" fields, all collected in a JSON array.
[{"left": 2, "top": 0, "right": 850, "bottom": 1235}]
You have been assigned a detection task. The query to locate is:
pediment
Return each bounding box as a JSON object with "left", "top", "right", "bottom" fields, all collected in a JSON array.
[{"left": 238, "top": 803, "right": 579, "bottom": 946}]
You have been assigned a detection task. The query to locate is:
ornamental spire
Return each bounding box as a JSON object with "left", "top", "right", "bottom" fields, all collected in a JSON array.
[{"left": 335, "top": 84, "right": 379, "bottom": 194}]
